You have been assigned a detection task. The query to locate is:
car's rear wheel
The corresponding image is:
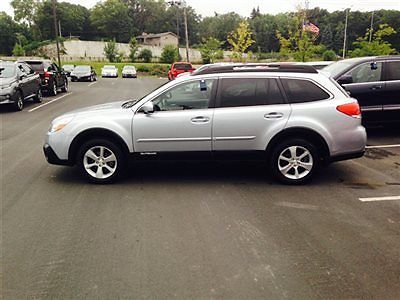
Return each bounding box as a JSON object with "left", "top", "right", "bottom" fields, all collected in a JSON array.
[
  {"left": 77, "top": 139, "right": 125, "bottom": 184},
  {"left": 271, "top": 138, "right": 319, "bottom": 185},
  {"left": 34, "top": 89, "right": 42, "bottom": 103},
  {"left": 61, "top": 79, "right": 68, "bottom": 92},
  {"left": 13, "top": 91, "right": 24, "bottom": 111}
]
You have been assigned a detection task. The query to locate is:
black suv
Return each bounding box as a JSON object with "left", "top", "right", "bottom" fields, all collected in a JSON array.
[
  {"left": 0, "top": 61, "right": 42, "bottom": 111},
  {"left": 324, "top": 55, "right": 400, "bottom": 124},
  {"left": 22, "top": 60, "right": 68, "bottom": 96}
]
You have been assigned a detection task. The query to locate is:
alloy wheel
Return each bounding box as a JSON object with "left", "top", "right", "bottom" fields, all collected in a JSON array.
[
  {"left": 83, "top": 146, "right": 118, "bottom": 179},
  {"left": 278, "top": 146, "right": 314, "bottom": 180}
]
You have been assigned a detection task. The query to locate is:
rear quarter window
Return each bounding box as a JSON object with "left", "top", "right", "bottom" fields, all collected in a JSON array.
[
  {"left": 386, "top": 61, "right": 400, "bottom": 81},
  {"left": 281, "top": 78, "right": 330, "bottom": 103}
]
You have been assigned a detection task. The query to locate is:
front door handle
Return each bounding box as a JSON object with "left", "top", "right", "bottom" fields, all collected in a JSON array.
[
  {"left": 264, "top": 112, "right": 284, "bottom": 119},
  {"left": 191, "top": 116, "right": 210, "bottom": 123},
  {"left": 370, "top": 85, "right": 383, "bottom": 90}
]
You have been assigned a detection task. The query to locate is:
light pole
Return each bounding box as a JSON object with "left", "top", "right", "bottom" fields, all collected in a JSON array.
[
  {"left": 342, "top": 7, "right": 350, "bottom": 59},
  {"left": 369, "top": 11, "right": 374, "bottom": 42},
  {"left": 167, "top": 0, "right": 190, "bottom": 62},
  {"left": 52, "top": 0, "right": 61, "bottom": 67}
]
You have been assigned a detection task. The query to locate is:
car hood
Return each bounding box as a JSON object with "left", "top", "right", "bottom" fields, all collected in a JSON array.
[
  {"left": 67, "top": 101, "right": 127, "bottom": 116},
  {"left": 0, "top": 77, "right": 17, "bottom": 87},
  {"left": 72, "top": 71, "right": 91, "bottom": 75}
]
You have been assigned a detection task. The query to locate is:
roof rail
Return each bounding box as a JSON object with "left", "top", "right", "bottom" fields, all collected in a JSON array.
[{"left": 193, "top": 63, "right": 318, "bottom": 75}]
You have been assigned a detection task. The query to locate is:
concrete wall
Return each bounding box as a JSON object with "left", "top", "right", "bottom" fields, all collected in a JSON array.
[{"left": 40, "top": 40, "right": 205, "bottom": 62}]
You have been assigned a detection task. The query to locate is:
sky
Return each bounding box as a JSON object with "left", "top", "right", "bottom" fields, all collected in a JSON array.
[{"left": 1, "top": 0, "right": 400, "bottom": 18}]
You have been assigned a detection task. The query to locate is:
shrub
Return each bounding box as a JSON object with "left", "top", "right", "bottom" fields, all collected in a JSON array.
[
  {"left": 104, "top": 39, "right": 118, "bottom": 62},
  {"left": 323, "top": 50, "right": 337, "bottom": 61},
  {"left": 12, "top": 43, "right": 25, "bottom": 56},
  {"left": 137, "top": 49, "right": 153, "bottom": 63},
  {"left": 160, "top": 45, "right": 180, "bottom": 64}
]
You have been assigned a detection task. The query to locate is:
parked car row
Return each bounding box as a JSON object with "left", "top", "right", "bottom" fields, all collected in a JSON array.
[{"left": 0, "top": 59, "right": 68, "bottom": 111}]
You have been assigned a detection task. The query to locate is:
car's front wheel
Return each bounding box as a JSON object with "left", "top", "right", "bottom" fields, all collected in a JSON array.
[
  {"left": 77, "top": 139, "right": 125, "bottom": 184},
  {"left": 61, "top": 79, "right": 68, "bottom": 92},
  {"left": 34, "top": 89, "right": 42, "bottom": 103},
  {"left": 13, "top": 91, "right": 24, "bottom": 111},
  {"left": 271, "top": 139, "right": 319, "bottom": 185}
]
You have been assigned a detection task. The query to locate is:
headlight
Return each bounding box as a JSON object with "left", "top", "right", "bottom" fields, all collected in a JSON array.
[{"left": 49, "top": 115, "right": 74, "bottom": 133}]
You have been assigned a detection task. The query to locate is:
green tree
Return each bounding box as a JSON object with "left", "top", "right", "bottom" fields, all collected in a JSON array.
[
  {"left": 228, "top": 21, "right": 255, "bottom": 61},
  {"left": 129, "top": 37, "right": 139, "bottom": 62},
  {"left": 0, "top": 12, "right": 19, "bottom": 55},
  {"left": 90, "top": 0, "right": 133, "bottom": 42},
  {"left": 104, "top": 39, "right": 118, "bottom": 62},
  {"left": 137, "top": 48, "right": 153, "bottom": 63},
  {"left": 199, "top": 37, "right": 224, "bottom": 63},
  {"left": 160, "top": 45, "right": 180, "bottom": 64},
  {"left": 321, "top": 25, "right": 333, "bottom": 49},
  {"left": 349, "top": 24, "right": 397, "bottom": 57},
  {"left": 249, "top": 13, "right": 280, "bottom": 52},
  {"left": 10, "top": 0, "right": 38, "bottom": 26}
]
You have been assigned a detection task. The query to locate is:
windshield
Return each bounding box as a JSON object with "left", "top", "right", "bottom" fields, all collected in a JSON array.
[
  {"left": 74, "top": 66, "right": 90, "bottom": 72},
  {"left": 323, "top": 61, "right": 356, "bottom": 78},
  {"left": 122, "top": 81, "right": 170, "bottom": 108},
  {"left": 123, "top": 66, "right": 135, "bottom": 70},
  {"left": 103, "top": 66, "right": 116, "bottom": 69},
  {"left": 63, "top": 65, "right": 74, "bottom": 69},
  {"left": 0, "top": 64, "right": 16, "bottom": 78},
  {"left": 174, "top": 63, "right": 192, "bottom": 70}
]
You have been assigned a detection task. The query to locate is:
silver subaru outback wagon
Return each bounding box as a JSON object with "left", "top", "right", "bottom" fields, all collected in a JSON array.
[{"left": 43, "top": 64, "right": 367, "bottom": 184}]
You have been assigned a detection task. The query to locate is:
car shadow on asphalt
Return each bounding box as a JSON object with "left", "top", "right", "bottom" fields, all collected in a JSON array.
[{"left": 51, "top": 160, "right": 346, "bottom": 187}]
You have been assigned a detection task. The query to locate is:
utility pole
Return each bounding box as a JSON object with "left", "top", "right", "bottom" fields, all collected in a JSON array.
[
  {"left": 52, "top": 0, "right": 61, "bottom": 67},
  {"left": 369, "top": 11, "right": 374, "bottom": 42},
  {"left": 342, "top": 8, "right": 349, "bottom": 59},
  {"left": 167, "top": 0, "right": 190, "bottom": 61},
  {"left": 58, "top": 20, "right": 62, "bottom": 38},
  {"left": 183, "top": 3, "right": 189, "bottom": 62}
]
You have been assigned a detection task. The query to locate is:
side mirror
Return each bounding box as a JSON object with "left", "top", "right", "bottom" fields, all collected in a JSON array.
[
  {"left": 370, "top": 62, "right": 378, "bottom": 70},
  {"left": 20, "top": 74, "right": 26, "bottom": 80},
  {"left": 140, "top": 101, "right": 154, "bottom": 114},
  {"left": 338, "top": 74, "right": 353, "bottom": 85}
]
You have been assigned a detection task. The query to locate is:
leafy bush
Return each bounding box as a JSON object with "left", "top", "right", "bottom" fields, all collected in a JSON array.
[
  {"left": 137, "top": 49, "right": 153, "bottom": 63},
  {"left": 323, "top": 50, "right": 337, "bottom": 61},
  {"left": 160, "top": 45, "right": 180, "bottom": 64},
  {"left": 12, "top": 43, "right": 25, "bottom": 56},
  {"left": 104, "top": 39, "right": 118, "bottom": 62}
]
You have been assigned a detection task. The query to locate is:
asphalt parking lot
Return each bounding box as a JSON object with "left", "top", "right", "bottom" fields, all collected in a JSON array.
[{"left": 2, "top": 77, "right": 400, "bottom": 299}]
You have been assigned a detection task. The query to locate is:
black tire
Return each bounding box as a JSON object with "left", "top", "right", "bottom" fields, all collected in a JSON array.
[
  {"left": 77, "top": 139, "right": 126, "bottom": 184},
  {"left": 49, "top": 80, "right": 57, "bottom": 96},
  {"left": 13, "top": 91, "right": 24, "bottom": 111},
  {"left": 61, "top": 79, "right": 68, "bottom": 93},
  {"left": 34, "top": 89, "right": 43, "bottom": 103},
  {"left": 270, "top": 138, "right": 319, "bottom": 185}
]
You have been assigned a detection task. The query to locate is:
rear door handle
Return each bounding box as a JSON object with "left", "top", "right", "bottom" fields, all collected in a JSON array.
[
  {"left": 264, "top": 112, "right": 284, "bottom": 119},
  {"left": 191, "top": 116, "right": 210, "bottom": 123},
  {"left": 370, "top": 85, "right": 383, "bottom": 90}
]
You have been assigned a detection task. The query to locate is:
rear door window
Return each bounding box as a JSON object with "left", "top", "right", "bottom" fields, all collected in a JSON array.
[
  {"left": 218, "top": 78, "right": 285, "bottom": 108},
  {"left": 281, "top": 79, "right": 330, "bottom": 103},
  {"left": 385, "top": 61, "right": 400, "bottom": 81}
]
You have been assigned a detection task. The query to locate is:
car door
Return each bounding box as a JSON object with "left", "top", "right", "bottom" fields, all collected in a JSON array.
[
  {"left": 16, "top": 64, "right": 32, "bottom": 98},
  {"left": 212, "top": 77, "right": 291, "bottom": 152},
  {"left": 20, "top": 63, "right": 37, "bottom": 97},
  {"left": 340, "top": 61, "right": 385, "bottom": 123},
  {"left": 52, "top": 63, "right": 62, "bottom": 87},
  {"left": 382, "top": 60, "right": 400, "bottom": 122},
  {"left": 132, "top": 78, "right": 217, "bottom": 153}
]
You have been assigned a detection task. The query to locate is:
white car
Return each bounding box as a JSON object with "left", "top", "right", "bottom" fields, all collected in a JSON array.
[
  {"left": 101, "top": 65, "right": 118, "bottom": 78},
  {"left": 122, "top": 66, "right": 137, "bottom": 78}
]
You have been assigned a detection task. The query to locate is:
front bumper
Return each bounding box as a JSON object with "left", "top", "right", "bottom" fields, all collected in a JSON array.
[
  {"left": 122, "top": 73, "right": 137, "bottom": 78},
  {"left": 102, "top": 74, "right": 118, "bottom": 77},
  {"left": 0, "top": 94, "right": 14, "bottom": 104},
  {"left": 43, "top": 144, "right": 72, "bottom": 166}
]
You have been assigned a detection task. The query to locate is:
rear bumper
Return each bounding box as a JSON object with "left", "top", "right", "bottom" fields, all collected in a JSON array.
[{"left": 43, "top": 144, "right": 72, "bottom": 166}]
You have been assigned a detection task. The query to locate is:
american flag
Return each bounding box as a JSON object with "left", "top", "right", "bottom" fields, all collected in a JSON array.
[{"left": 303, "top": 22, "right": 320, "bottom": 35}]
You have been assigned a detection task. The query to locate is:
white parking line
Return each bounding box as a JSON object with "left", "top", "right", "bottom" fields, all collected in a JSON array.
[
  {"left": 88, "top": 82, "right": 97, "bottom": 87},
  {"left": 28, "top": 93, "right": 71, "bottom": 112},
  {"left": 359, "top": 196, "right": 400, "bottom": 202},
  {"left": 366, "top": 144, "right": 400, "bottom": 149}
]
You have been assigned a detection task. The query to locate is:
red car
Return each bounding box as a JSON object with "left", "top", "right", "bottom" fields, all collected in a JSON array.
[{"left": 168, "top": 62, "right": 195, "bottom": 80}]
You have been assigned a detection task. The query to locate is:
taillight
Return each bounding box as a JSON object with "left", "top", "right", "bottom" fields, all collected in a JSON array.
[
  {"left": 336, "top": 102, "right": 361, "bottom": 119},
  {"left": 44, "top": 71, "right": 51, "bottom": 78}
]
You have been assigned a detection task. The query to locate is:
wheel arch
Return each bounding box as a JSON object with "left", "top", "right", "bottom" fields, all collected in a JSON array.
[
  {"left": 68, "top": 128, "right": 130, "bottom": 164},
  {"left": 266, "top": 127, "right": 330, "bottom": 161}
]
